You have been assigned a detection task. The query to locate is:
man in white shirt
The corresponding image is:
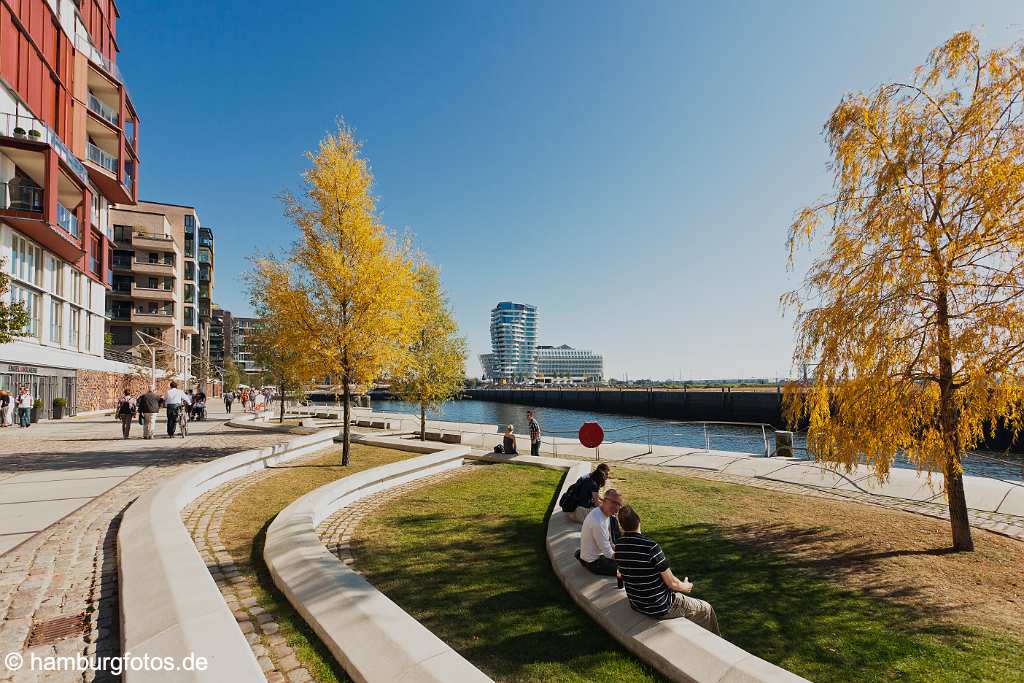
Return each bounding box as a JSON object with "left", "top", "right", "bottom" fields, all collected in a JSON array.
[
  {"left": 575, "top": 489, "right": 622, "bottom": 576},
  {"left": 162, "top": 381, "right": 191, "bottom": 437},
  {"left": 16, "top": 386, "right": 33, "bottom": 428}
]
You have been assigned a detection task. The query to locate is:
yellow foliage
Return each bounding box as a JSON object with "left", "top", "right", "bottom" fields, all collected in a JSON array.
[{"left": 784, "top": 32, "right": 1024, "bottom": 550}]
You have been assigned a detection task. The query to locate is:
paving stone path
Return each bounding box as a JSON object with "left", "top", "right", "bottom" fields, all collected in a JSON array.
[
  {"left": 181, "top": 453, "right": 323, "bottom": 683},
  {"left": 0, "top": 405, "right": 294, "bottom": 683}
]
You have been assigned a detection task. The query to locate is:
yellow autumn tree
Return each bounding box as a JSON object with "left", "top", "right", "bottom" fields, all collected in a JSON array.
[
  {"left": 253, "top": 122, "right": 419, "bottom": 464},
  {"left": 391, "top": 262, "right": 467, "bottom": 439},
  {"left": 784, "top": 32, "right": 1024, "bottom": 551}
]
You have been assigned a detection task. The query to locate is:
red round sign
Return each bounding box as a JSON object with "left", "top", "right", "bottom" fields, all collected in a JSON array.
[{"left": 579, "top": 422, "right": 604, "bottom": 449}]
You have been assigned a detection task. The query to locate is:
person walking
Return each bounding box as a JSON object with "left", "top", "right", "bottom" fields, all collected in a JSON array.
[
  {"left": 0, "top": 390, "right": 10, "bottom": 427},
  {"left": 527, "top": 410, "right": 541, "bottom": 456},
  {"left": 163, "top": 381, "right": 190, "bottom": 438},
  {"left": 16, "top": 386, "right": 33, "bottom": 428},
  {"left": 138, "top": 387, "right": 161, "bottom": 439},
  {"left": 224, "top": 390, "right": 234, "bottom": 414},
  {"left": 240, "top": 389, "right": 250, "bottom": 412},
  {"left": 115, "top": 390, "right": 136, "bottom": 439}
]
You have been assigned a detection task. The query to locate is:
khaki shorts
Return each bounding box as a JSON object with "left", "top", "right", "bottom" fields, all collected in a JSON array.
[{"left": 660, "top": 592, "right": 721, "bottom": 635}]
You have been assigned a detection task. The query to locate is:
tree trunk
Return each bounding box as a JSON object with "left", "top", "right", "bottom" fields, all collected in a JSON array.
[
  {"left": 341, "top": 378, "right": 351, "bottom": 466},
  {"left": 279, "top": 385, "right": 286, "bottom": 424},
  {"left": 420, "top": 402, "right": 426, "bottom": 441},
  {"left": 935, "top": 280, "right": 974, "bottom": 551}
]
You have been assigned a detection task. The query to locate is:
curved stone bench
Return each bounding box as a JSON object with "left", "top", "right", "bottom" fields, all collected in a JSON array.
[
  {"left": 118, "top": 429, "right": 341, "bottom": 682},
  {"left": 523, "top": 453, "right": 811, "bottom": 683},
  {"left": 264, "top": 434, "right": 491, "bottom": 683}
]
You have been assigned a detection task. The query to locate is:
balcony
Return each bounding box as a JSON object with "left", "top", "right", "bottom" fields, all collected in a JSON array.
[
  {"left": 132, "top": 259, "right": 175, "bottom": 277},
  {"left": 0, "top": 113, "right": 88, "bottom": 184},
  {"left": 88, "top": 92, "right": 119, "bottom": 126},
  {"left": 131, "top": 283, "right": 174, "bottom": 301},
  {"left": 87, "top": 142, "right": 117, "bottom": 174},
  {"left": 131, "top": 309, "right": 175, "bottom": 326},
  {"left": 131, "top": 232, "right": 177, "bottom": 253},
  {"left": 2, "top": 182, "right": 42, "bottom": 213},
  {"left": 56, "top": 202, "right": 80, "bottom": 239}
]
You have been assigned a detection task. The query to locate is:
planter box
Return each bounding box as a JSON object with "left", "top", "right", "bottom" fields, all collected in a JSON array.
[{"left": 52, "top": 405, "right": 65, "bottom": 420}]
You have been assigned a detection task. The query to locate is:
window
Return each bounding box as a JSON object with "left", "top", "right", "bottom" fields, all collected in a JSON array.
[
  {"left": 10, "top": 284, "right": 40, "bottom": 338},
  {"left": 70, "top": 271, "right": 82, "bottom": 305},
  {"left": 50, "top": 300, "right": 63, "bottom": 344},
  {"left": 91, "top": 192, "right": 101, "bottom": 229},
  {"left": 184, "top": 261, "right": 195, "bottom": 281},
  {"left": 84, "top": 313, "right": 91, "bottom": 352},
  {"left": 48, "top": 257, "right": 65, "bottom": 298},
  {"left": 114, "top": 225, "right": 133, "bottom": 242},
  {"left": 148, "top": 252, "right": 158, "bottom": 264},
  {"left": 11, "top": 235, "right": 42, "bottom": 286},
  {"left": 69, "top": 307, "right": 80, "bottom": 349},
  {"left": 89, "top": 238, "right": 101, "bottom": 276}
]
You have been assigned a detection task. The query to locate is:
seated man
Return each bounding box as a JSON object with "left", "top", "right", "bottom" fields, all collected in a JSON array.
[
  {"left": 614, "top": 505, "right": 720, "bottom": 635},
  {"left": 574, "top": 489, "right": 622, "bottom": 576},
  {"left": 561, "top": 463, "right": 610, "bottom": 523}
]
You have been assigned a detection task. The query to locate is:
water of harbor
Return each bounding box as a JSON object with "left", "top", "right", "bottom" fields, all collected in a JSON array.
[{"left": 353, "top": 398, "right": 1024, "bottom": 483}]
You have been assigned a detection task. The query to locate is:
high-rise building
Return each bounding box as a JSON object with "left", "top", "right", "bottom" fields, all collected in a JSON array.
[
  {"left": 535, "top": 345, "right": 603, "bottom": 383},
  {"left": 210, "top": 304, "right": 231, "bottom": 372},
  {"left": 196, "top": 225, "right": 214, "bottom": 368},
  {"left": 0, "top": 0, "right": 142, "bottom": 416},
  {"left": 107, "top": 206, "right": 192, "bottom": 378},
  {"left": 481, "top": 301, "right": 537, "bottom": 381},
  {"left": 231, "top": 316, "right": 263, "bottom": 378}
]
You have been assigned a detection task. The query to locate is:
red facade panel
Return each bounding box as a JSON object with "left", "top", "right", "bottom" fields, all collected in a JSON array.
[{"left": 0, "top": 8, "right": 17, "bottom": 89}]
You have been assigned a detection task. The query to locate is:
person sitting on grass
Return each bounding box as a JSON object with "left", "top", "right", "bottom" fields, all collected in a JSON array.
[
  {"left": 614, "top": 505, "right": 720, "bottom": 635},
  {"left": 561, "top": 463, "right": 610, "bottom": 523},
  {"left": 574, "top": 488, "right": 622, "bottom": 576}
]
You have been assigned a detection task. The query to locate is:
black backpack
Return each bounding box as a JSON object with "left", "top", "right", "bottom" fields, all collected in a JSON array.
[{"left": 560, "top": 475, "right": 591, "bottom": 512}]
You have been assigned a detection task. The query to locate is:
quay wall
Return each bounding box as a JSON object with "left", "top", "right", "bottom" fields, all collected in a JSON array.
[{"left": 464, "top": 387, "right": 786, "bottom": 425}]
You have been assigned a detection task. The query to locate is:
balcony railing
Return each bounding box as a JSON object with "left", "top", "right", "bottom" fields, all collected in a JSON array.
[
  {"left": 56, "top": 202, "right": 80, "bottom": 239},
  {"left": 1, "top": 182, "right": 42, "bottom": 212},
  {"left": 87, "top": 143, "right": 118, "bottom": 174},
  {"left": 88, "top": 92, "right": 119, "bottom": 126},
  {"left": 122, "top": 174, "right": 134, "bottom": 192},
  {"left": 0, "top": 113, "right": 88, "bottom": 184},
  {"left": 75, "top": 34, "right": 125, "bottom": 84}
]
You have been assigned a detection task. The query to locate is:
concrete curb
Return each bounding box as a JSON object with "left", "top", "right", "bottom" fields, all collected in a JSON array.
[
  {"left": 472, "top": 453, "right": 810, "bottom": 683},
  {"left": 263, "top": 434, "right": 492, "bottom": 683},
  {"left": 117, "top": 429, "right": 340, "bottom": 682}
]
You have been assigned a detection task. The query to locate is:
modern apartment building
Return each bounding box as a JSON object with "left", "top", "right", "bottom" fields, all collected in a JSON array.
[
  {"left": 107, "top": 204, "right": 195, "bottom": 378},
  {"left": 231, "top": 316, "right": 261, "bottom": 377},
  {"left": 196, "top": 224, "right": 213, "bottom": 368},
  {"left": 480, "top": 301, "right": 537, "bottom": 382},
  {"left": 535, "top": 345, "right": 604, "bottom": 383},
  {"left": 209, "top": 303, "right": 231, "bottom": 371},
  {"left": 0, "top": 0, "right": 142, "bottom": 416}
]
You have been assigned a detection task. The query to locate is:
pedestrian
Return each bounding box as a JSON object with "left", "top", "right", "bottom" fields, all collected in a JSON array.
[
  {"left": 16, "top": 385, "right": 33, "bottom": 428},
  {"left": 240, "top": 389, "right": 250, "bottom": 412},
  {"left": 0, "top": 390, "right": 9, "bottom": 427},
  {"left": 138, "top": 387, "right": 161, "bottom": 439},
  {"left": 224, "top": 389, "right": 234, "bottom": 414},
  {"left": 528, "top": 410, "right": 541, "bottom": 456},
  {"left": 163, "top": 381, "right": 189, "bottom": 437},
  {"left": 116, "top": 390, "right": 136, "bottom": 439}
]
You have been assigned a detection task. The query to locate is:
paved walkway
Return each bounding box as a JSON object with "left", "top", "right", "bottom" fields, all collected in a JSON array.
[{"left": 0, "top": 403, "right": 294, "bottom": 682}]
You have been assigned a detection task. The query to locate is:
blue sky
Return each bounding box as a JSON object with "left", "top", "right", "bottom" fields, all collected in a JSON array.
[{"left": 119, "top": 1, "right": 1024, "bottom": 379}]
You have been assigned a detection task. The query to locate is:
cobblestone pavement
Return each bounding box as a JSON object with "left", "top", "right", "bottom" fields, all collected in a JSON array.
[
  {"left": 0, "top": 404, "right": 296, "bottom": 682},
  {"left": 181, "top": 453, "right": 322, "bottom": 683}
]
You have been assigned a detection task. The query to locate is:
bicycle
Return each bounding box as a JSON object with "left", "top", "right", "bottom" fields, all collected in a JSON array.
[{"left": 177, "top": 405, "right": 189, "bottom": 438}]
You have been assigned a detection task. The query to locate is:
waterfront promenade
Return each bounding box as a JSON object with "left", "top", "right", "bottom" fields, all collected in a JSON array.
[{"left": 0, "top": 404, "right": 295, "bottom": 682}]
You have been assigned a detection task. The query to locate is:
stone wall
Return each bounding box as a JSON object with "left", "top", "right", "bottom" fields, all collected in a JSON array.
[{"left": 75, "top": 369, "right": 172, "bottom": 414}]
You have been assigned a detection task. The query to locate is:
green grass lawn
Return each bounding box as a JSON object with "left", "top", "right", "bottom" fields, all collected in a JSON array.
[
  {"left": 357, "top": 463, "right": 1024, "bottom": 683},
  {"left": 355, "top": 463, "right": 663, "bottom": 682}
]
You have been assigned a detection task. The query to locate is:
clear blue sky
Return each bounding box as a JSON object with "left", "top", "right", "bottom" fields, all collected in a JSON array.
[{"left": 119, "top": 1, "right": 1023, "bottom": 380}]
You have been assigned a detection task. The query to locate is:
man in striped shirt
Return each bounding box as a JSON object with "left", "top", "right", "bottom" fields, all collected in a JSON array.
[{"left": 613, "top": 505, "right": 720, "bottom": 635}]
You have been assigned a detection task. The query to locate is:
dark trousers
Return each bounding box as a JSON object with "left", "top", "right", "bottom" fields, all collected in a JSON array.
[
  {"left": 225, "top": 400, "right": 232, "bottom": 413},
  {"left": 531, "top": 440, "right": 540, "bottom": 456},
  {"left": 575, "top": 549, "right": 616, "bottom": 576},
  {"left": 18, "top": 407, "right": 30, "bottom": 427},
  {"left": 120, "top": 414, "right": 133, "bottom": 438},
  {"left": 166, "top": 405, "right": 180, "bottom": 436}
]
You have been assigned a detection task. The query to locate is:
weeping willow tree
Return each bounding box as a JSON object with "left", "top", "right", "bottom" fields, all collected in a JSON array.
[{"left": 784, "top": 32, "right": 1024, "bottom": 551}]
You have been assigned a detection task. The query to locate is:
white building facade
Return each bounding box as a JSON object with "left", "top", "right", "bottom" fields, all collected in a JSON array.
[{"left": 535, "top": 345, "right": 603, "bottom": 383}]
